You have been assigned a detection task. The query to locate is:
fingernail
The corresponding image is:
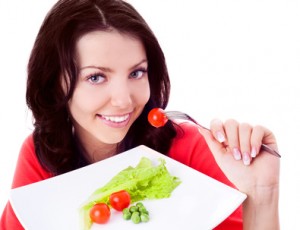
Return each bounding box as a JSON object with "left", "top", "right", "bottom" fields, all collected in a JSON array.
[
  {"left": 233, "top": 148, "right": 242, "bottom": 160},
  {"left": 251, "top": 147, "right": 257, "bottom": 158},
  {"left": 216, "top": 131, "right": 225, "bottom": 143},
  {"left": 243, "top": 152, "right": 251, "bottom": 166}
]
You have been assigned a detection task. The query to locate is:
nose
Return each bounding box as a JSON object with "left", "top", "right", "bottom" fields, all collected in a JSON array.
[{"left": 110, "top": 81, "right": 133, "bottom": 108}]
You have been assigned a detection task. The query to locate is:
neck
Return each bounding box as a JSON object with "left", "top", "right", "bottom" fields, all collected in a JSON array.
[
  {"left": 74, "top": 131, "right": 118, "bottom": 163},
  {"left": 87, "top": 144, "right": 117, "bottom": 163}
]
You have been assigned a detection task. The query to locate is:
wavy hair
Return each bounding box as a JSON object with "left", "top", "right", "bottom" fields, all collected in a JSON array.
[{"left": 26, "top": 0, "right": 177, "bottom": 175}]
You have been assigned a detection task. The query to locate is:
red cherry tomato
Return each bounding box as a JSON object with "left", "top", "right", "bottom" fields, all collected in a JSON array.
[
  {"left": 109, "top": 190, "right": 131, "bottom": 211},
  {"left": 89, "top": 203, "right": 111, "bottom": 224},
  {"left": 148, "top": 108, "right": 168, "bottom": 128}
]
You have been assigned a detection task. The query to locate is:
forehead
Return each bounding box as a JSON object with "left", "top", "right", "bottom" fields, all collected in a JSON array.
[{"left": 76, "top": 30, "right": 146, "bottom": 68}]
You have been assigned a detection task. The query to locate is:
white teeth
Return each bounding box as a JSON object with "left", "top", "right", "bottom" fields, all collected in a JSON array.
[{"left": 102, "top": 114, "right": 129, "bottom": 123}]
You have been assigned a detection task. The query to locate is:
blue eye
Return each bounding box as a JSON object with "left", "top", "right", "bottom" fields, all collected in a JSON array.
[
  {"left": 130, "top": 69, "right": 147, "bottom": 79},
  {"left": 87, "top": 74, "right": 105, "bottom": 84}
]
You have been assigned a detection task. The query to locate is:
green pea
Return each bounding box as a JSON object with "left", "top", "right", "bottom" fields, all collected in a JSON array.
[
  {"left": 129, "top": 206, "right": 138, "bottom": 213},
  {"left": 122, "top": 208, "right": 131, "bottom": 220},
  {"left": 131, "top": 211, "right": 141, "bottom": 224},
  {"left": 123, "top": 207, "right": 130, "bottom": 213},
  {"left": 135, "top": 202, "right": 144, "bottom": 208},
  {"left": 138, "top": 206, "right": 149, "bottom": 214},
  {"left": 140, "top": 213, "right": 150, "bottom": 222}
]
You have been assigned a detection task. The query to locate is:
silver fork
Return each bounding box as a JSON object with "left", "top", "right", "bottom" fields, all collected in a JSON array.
[{"left": 165, "top": 111, "right": 281, "bottom": 158}]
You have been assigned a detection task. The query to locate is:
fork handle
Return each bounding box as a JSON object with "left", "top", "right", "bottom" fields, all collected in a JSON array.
[{"left": 261, "top": 144, "right": 281, "bottom": 158}]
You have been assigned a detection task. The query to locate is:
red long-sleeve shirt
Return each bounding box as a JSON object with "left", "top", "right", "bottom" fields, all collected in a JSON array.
[{"left": 0, "top": 122, "right": 242, "bottom": 229}]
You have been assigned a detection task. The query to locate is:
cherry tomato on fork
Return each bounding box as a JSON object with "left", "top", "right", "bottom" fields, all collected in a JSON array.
[
  {"left": 89, "top": 203, "right": 111, "bottom": 224},
  {"left": 148, "top": 108, "right": 168, "bottom": 128},
  {"left": 109, "top": 190, "right": 131, "bottom": 211}
]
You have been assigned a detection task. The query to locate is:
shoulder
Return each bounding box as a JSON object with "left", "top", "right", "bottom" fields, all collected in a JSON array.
[
  {"left": 170, "top": 121, "right": 208, "bottom": 150},
  {"left": 19, "top": 133, "right": 34, "bottom": 153},
  {"left": 12, "top": 133, "right": 52, "bottom": 189},
  {"left": 170, "top": 120, "right": 206, "bottom": 144},
  {"left": 17, "top": 133, "right": 36, "bottom": 165},
  {"left": 168, "top": 121, "right": 211, "bottom": 169}
]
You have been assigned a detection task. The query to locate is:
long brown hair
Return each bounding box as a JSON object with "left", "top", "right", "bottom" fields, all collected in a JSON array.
[{"left": 26, "top": 0, "right": 177, "bottom": 175}]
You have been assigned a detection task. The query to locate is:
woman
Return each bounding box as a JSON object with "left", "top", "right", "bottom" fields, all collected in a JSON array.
[{"left": 0, "top": 0, "right": 280, "bottom": 229}]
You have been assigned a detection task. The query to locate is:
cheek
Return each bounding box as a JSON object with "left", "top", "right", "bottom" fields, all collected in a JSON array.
[
  {"left": 133, "top": 80, "right": 151, "bottom": 105},
  {"left": 68, "top": 88, "right": 107, "bottom": 117}
]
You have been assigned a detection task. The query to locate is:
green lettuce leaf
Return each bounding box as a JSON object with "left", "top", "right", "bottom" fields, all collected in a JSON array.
[{"left": 79, "top": 157, "right": 181, "bottom": 230}]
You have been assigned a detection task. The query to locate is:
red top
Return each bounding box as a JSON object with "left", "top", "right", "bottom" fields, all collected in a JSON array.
[{"left": 0, "top": 122, "right": 242, "bottom": 229}]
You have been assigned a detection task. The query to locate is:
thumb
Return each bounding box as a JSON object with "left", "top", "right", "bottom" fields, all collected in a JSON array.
[{"left": 198, "top": 126, "right": 226, "bottom": 156}]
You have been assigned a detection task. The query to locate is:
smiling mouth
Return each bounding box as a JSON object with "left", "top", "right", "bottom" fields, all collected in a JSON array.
[{"left": 100, "top": 114, "right": 130, "bottom": 123}]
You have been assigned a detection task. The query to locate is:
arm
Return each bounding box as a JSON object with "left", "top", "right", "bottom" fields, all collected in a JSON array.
[{"left": 242, "top": 185, "right": 279, "bottom": 230}]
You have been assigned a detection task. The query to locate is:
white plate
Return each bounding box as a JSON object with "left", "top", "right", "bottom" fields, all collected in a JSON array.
[{"left": 10, "top": 145, "right": 246, "bottom": 230}]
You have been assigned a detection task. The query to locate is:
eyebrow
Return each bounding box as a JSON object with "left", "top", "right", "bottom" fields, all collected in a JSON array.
[{"left": 79, "top": 59, "right": 148, "bottom": 72}]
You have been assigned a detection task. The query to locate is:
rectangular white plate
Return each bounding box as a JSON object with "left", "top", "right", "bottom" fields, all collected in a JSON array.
[{"left": 10, "top": 145, "right": 246, "bottom": 230}]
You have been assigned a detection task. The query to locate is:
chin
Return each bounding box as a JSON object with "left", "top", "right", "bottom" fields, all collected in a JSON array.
[{"left": 98, "top": 133, "right": 127, "bottom": 145}]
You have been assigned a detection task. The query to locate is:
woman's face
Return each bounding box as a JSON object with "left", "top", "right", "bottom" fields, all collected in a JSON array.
[{"left": 68, "top": 30, "right": 150, "bottom": 151}]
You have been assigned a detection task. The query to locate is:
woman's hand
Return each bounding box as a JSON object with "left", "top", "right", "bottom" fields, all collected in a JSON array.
[
  {"left": 198, "top": 119, "right": 280, "bottom": 229},
  {"left": 198, "top": 118, "right": 280, "bottom": 192}
]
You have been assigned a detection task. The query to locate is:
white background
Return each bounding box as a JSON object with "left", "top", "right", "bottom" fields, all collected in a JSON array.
[{"left": 0, "top": 0, "right": 299, "bottom": 228}]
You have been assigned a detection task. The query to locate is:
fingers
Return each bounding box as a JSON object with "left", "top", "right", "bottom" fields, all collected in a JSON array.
[
  {"left": 249, "top": 125, "right": 264, "bottom": 157},
  {"left": 223, "top": 119, "right": 241, "bottom": 161},
  {"left": 238, "top": 123, "right": 252, "bottom": 165},
  {"left": 210, "top": 119, "right": 226, "bottom": 143},
  {"left": 210, "top": 119, "right": 270, "bottom": 166}
]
